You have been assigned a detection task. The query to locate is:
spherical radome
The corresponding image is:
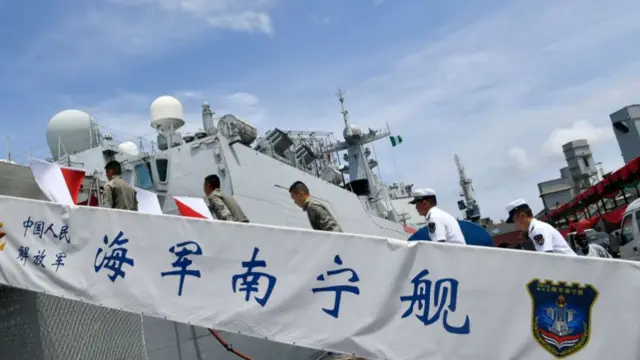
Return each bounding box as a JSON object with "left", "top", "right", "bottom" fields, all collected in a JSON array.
[
  {"left": 150, "top": 95, "right": 185, "bottom": 131},
  {"left": 343, "top": 124, "right": 363, "bottom": 140},
  {"left": 46, "top": 109, "right": 96, "bottom": 158},
  {"left": 118, "top": 141, "right": 140, "bottom": 156}
]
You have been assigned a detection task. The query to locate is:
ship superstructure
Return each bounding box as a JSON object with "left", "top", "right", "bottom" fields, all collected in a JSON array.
[{"left": 22, "top": 91, "right": 413, "bottom": 237}]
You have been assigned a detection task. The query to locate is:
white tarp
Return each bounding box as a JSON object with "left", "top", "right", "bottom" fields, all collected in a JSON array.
[{"left": 0, "top": 194, "right": 638, "bottom": 360}]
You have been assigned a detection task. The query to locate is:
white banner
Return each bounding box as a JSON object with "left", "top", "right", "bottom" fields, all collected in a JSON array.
[{"left": 0, "top": 195, "right": 637, "bottom": 360}]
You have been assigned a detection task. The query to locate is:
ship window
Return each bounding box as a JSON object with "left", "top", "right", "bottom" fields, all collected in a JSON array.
[
  {"left": 156, "top": 159, "right": 168, "bottom": 182},
  {"left": 135, "top": 163, "right": 153, "bottom": 190}
]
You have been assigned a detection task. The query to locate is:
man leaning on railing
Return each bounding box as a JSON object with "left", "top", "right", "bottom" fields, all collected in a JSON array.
[{"left": 289, "top": 181, "right": 342, "bottom": 232}]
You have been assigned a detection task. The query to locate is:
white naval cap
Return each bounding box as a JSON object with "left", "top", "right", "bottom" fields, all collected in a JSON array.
[
  {"left": 505, "top": 199, "right": 531, "bottom": 223},
  {"left": 408, "top": 188, "right": 436, "bottom": 204}
]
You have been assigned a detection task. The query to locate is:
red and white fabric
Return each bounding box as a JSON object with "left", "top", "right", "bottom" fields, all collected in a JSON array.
[
  {"left": 135, "top": 187, "right": 163, "bottom": 215},
  {"left": 173, "top": 196, "right": 213, "bottom": 220},
  {"left": 29, "top": 159, "right": 85, "bottom": 206},
  {"left": 403, "top": 225, "right": 416, "bottom": 234}
]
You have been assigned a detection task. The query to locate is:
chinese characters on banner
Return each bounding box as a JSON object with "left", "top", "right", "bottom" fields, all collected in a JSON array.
[
  {"left": 95, "top": 231, "right": 135, "bottom": 282},
  {"left": 16, "top": 217, "right": 68, "bottom": 272},
  {"left": 161, "top": 241, "right": 203, "bottom": 296},
  {"left": 232, "top": 247, "right": 276, "bottom": 306},
  {"left": 400, "top": 269, "right": 471, "bottom": 334},
  {"left": 93, "top": 232, "right": 471, "bottom": 335},
  {"left": 312, "top": 255, "right": 360, "bottom": 318},
  {"left": 23, "top": 216, "right": 70, "bottom": 243}
]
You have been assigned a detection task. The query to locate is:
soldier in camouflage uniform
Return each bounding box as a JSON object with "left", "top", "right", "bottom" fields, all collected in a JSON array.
[
  {"left": 203, "top": 174, "right": 249, "bottom": 223},
  {"left": 289, "top": 181, "right": 342, "bottom": 232},
  {"left": 102, "top": 160, "right": 138, "bottom": 211}
]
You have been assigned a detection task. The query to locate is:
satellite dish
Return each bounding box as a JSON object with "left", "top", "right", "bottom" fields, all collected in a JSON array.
[
  {"left": 118, "top": 141, "right": 140, "bottom": 156},
  {"left": 150, "top": 96, "right": 185, "bottom": 132}
]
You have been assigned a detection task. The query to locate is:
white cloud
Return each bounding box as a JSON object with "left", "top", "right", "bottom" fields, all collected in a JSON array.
[
  {"left": 508, "top": 147, "right": 533, "bottom": 171},
  {"left": 543, "top": 119, "right": 615, "bottom": 157},
  {"left": 225, "top": 92, "right": 260, "bottom": 108},
  {"left": 507, "top": 119, "right": 617, "bottom": 171},
  {"left": 15, "top": 0, "right": 274, "bottom": 75},
  {"left": 109, "top": 0, "right": 274, "bottom": 34}
]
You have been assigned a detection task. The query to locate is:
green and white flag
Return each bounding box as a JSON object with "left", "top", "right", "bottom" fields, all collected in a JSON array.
[{"left": 390, "top": 135, "right": 403, "bottom": 147}]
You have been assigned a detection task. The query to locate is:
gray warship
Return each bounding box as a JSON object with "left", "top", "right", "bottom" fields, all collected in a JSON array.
[{"left": 0, "top": 92, "right": 428, "bottom": 359}]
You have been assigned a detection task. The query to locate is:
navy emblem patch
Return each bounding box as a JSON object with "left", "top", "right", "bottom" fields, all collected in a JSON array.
[
  {"left": 527, "top": 279, "right": 598, "bottom": 358},
  {"left": 533, "top": 234, "right": 545, "bottom": 245},
  {"left": 428, "top": 222, "right": 436, "bottom": 233}
]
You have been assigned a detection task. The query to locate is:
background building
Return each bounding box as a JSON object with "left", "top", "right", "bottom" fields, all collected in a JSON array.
[
  {"left": 537, "top": 139, "right": 602, "bottom": 213},
  {"left": 611, "top": 105, "right": 640, "bottom": 164}
]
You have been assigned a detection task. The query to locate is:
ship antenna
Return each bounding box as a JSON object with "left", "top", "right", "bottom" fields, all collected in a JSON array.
[
  {"left": 337, "top": 88, "right": 349, "bottom": 127},
  {"left": 5, "top": 136, "right": 12, "bottom": 162}
]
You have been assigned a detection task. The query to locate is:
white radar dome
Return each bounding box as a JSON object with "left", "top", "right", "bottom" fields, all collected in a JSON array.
[
  {"left": 46, "top": 109, "right": 100, "bottom": 159},
  {"left": 150, "top": 95, "right": 185, "bottom": 132},
  {"left": 118, "top": 141, "right": 140, "bottom": 156}
]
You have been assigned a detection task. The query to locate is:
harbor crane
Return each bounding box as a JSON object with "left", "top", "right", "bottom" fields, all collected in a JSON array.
[{"left": 454, "top": 153, "right": 481, "bottom": 222}]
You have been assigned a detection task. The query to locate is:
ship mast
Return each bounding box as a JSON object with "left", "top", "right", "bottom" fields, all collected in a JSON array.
[
  {"left": 454, "top": 153, "right": 481, "bottom": 222},
  {"left": 337, "top": 89, "right": 349, "bottom": 128},
  {"left": 5, "top": 137, "right": 12, "bottom": 162},
  {"left": 325, "top": 89, "right": 399, "bottom": 220}
]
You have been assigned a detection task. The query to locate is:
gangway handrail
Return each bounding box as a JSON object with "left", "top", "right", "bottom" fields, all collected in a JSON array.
[{"left": 208, "top": 329, "right": 252, "bottom": 360}]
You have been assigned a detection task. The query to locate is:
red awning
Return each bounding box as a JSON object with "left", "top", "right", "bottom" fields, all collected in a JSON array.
[
  {"left": 602, "top": 205, "right": 628, "bottom": 225},
  {"left": 581, "top": 214, "right": 601, "bottom": 229},
  {"left": 549, "top": 157, "right": 640, "bottom": 220}
]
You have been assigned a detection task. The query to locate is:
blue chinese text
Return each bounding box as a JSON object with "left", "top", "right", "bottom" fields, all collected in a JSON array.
[
  {"left": 231, "top": 247, "right": 277, "bottom": 307},
  {"left": 311, "top": 255, "right": 360, "bottom": 318},
  {"left": 400, "top": 269, "right": 470, "bottom": 334},
  {"left": 160, "top": 241, "right": 203, "bottom": 296},
  {"left": 95, "top": 231, "right": 135, "bottom": 282},
  {"left": 52, "top": 252, "right": 66, "bottom": 272},
  {"left": 16, "top": 246, "right": 30, "bottom": 265},
  {"left": 33, "top": 249, "right": 46, "bottom": 268},
  {"left": 22, "top": 217, "right": 70, "bottom": 243}
]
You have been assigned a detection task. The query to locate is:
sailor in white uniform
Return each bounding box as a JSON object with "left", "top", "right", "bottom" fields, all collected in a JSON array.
[
  {"left": 505, "top": 199, "right": 576, "bottom": 256},
  {"left": 409, "top": 189, "right": 466, "bottom": 244}
]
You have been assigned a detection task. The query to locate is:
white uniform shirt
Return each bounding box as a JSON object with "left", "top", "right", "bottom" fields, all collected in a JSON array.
[
  {"left": 577, "top": 244, "right": 611, "bottom": 258},
  {"left": 426, "top": 206, "right": 466, "bottom": 244},
  {"left": 528, "top": 219, "right": 576, "bottom": 255}
]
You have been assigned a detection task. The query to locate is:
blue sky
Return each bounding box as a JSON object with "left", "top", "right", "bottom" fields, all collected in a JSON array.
[{"left": 2, "top": 0, "right": 640, "bottom": 220}]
